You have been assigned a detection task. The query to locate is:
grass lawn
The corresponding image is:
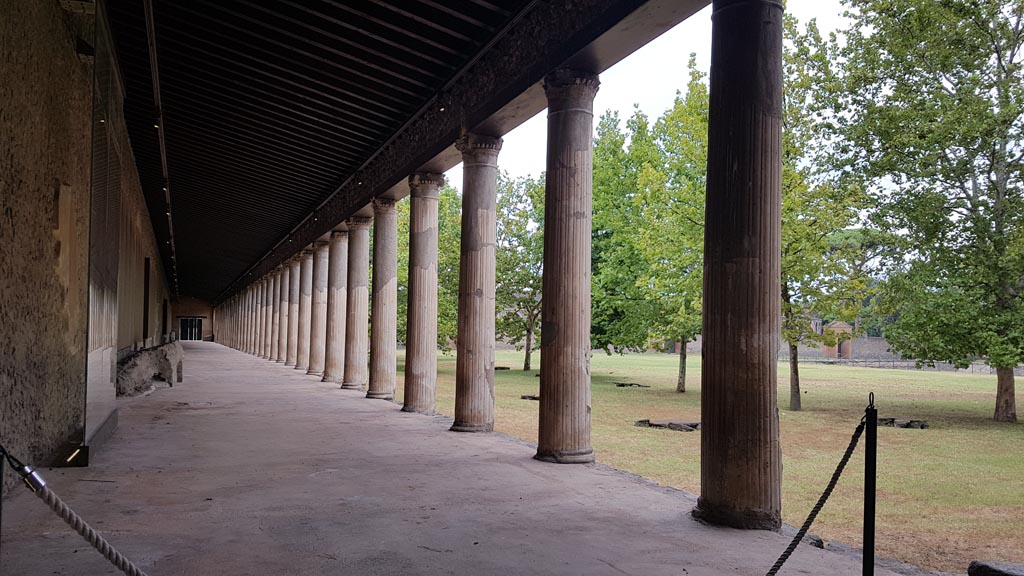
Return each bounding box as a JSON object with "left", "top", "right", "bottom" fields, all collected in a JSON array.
[{"left": 393, "top": 349, "right": 1023, "bottom": 573}]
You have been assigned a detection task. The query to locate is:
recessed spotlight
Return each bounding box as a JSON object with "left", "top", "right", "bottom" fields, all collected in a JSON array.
[{"left": 154, "top": 124, "right": 160, "bottom": 129}]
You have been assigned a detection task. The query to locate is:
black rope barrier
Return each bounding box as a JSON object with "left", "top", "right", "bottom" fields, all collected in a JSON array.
[{"left": 766, "top": 394, "right": 876, "bottom": 576}]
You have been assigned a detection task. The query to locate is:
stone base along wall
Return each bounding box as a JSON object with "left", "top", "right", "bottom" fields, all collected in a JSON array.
[{"left": 0, "top": 0, "right": 95, "bottom": 490}]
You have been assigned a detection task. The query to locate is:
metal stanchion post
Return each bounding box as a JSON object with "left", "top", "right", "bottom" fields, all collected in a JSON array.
[{"left": 864, "top": 392, "right": 877, "bottom": 576}]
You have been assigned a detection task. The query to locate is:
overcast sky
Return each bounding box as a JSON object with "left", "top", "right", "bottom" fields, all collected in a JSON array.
[{"left": 444, "top": 1, "right": 850, "bottom": 189}]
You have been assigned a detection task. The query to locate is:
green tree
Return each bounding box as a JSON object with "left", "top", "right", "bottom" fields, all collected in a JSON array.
[
  {"left": 779, "top": 15, "right": 868, "bottom": 410},
  {"left": 837, "top": 0, "right": 1024, "bottom": 422},
  {"left": 634, "top": 55, "right": 709, "bottom": 392},
  {"left": 495, "top": 173, "right": 545, "bottom": 370},
  {"left": 592, "top": 110, "right": 659, "bottom": 355}
]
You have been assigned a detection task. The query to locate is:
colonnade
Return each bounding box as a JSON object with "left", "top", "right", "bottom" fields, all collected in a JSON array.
[
  {"left": 215, "top": 2, "right": 785, "bottom": 530},
  {"left": 215, "top": 68, "right": 600, "bottom": 465}
]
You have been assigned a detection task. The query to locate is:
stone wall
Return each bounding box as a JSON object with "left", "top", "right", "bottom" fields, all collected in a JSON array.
[{"left": 0, "top": 0, "right": 94, "bottom": 485}]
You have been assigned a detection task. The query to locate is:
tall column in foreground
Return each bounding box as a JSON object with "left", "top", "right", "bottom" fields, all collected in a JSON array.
[
  {"left": 402, "top": 173, "right": 443, "bottom": 414},
  {"left": 367, "top": 198, "right": 398, "bottom": 400},
  {"left": 276, "top": 265, "right": 290, "bottom": 362},
  {"left": 536, "top": 69, "right": 599, "bottom": 464},
  {"left": 307, "top": 240, "right": 330, "bottom": 376},
  {"left": 451, "top": 134, "right": 502, "bottom": 432},
  {"left": 296, "top": 248, "right": 314, "bottom": 371},
  {"left": 342, "top": 217, "right": 372, "bottom": 390},
  {"left": 695, "top": 0, "right": 783, "bottom": 530},
  {"left": 323, "top": 230, "right": 349, "bottom": 383},
  {"left": 286, "top": 257, "right": 301, "bottom": 366}
]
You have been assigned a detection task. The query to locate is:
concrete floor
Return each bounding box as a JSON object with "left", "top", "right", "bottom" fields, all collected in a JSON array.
[{"left": 1, "top": 342, "right": 898, "bottom": 575}]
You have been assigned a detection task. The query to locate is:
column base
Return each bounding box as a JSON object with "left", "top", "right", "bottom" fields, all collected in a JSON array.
[
  {"left": 321, "top": 372, "right": 342, "bottom": 383},
  {"left": 295, "top": 365, "right": 309, "bottom": 371},
  {"left": 401, "top": 405, "right": 434, "bottom": 415},
  {"left": 307, "top": 369, "right": 324, "bottom": 376},
  {"left": 284, "top": 361, "right": 295, "bottom": 367},
  {"left": 692, "top": 498, "right": 781, "bottom": 531},
  {"left": 534, "top": 448, "right": 595, "bottom": 464},
  {"left": 450, "top": 422, "right": 493, "bottom": 433},
  {"left": 340, "top": 382, "right": 365, "bottom": 390},
  {"left": 365, "top": 391, "right": 393, "bottom": 400}
]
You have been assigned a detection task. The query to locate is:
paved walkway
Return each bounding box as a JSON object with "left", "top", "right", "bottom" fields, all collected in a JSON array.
[{"left": 1, "top": 342, "right": 895, "bottom": 575}]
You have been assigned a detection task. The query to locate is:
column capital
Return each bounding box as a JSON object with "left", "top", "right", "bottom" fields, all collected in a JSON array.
[
  {"left": 408, "top": 173, "right": 444, "bottom": 198},
  {"left": 313, "top": 239, "right": 329, "bottom": 248},
  {"left": 372, "top": 197, "right": 397, "bottom": 212},
  {"left": 455, "top": 133, "right": 503, "bottom": 153},
  {"left": 542, "top": 69, "right": 600, "bottom": 105},
  {"left": 346, "top": 216, "right": 373, "bottom": 229},
  {"left": 330, "top": 229, "right": 349, "bottom": 239},
  {"left": 300, "top": 248, "right": 314, "bottom": 258}
]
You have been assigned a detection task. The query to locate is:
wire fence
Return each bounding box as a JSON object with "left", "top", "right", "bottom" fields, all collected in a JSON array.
[{"left": 795, "top": 357, "right": 1024, "bottom": 376}]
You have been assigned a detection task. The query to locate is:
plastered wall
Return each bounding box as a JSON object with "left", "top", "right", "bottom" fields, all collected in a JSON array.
[
  {"left": 1, "top": 0, "right": 174, "bottom": 491},
  {"left": 0, "top": 0, "right": 94, "bottom": 480}
]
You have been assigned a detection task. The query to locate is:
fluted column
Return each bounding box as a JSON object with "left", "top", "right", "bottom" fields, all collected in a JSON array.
[
  {"left": 323, "top": 230, "right": 349, "bottom": 383},
  {"left": 536, "top": 69, "right": 599, "bottom": 464},
  {"left": 255, "top": 280, "right": 265, "bottom": 356},
  {"left": 308, "top": 240, "right": 330, "bottom": 376},
  {"left": 367, "top": 198, "right": 398, "bottom": 400},
  {"left": 271, "top": 270, "right": 281, "bottom": 360},
  {"left": 243, "top": 290, "right": 250, "bottom": 352},
  {"left": 286, "top": 257, "right": 301, "bottom": 366},
  {"left": 402, "top": 174, "right": 443, "bottom": 414},
  {"left": 276, "top": 265, "right": 290, "bottom": 362},
  {"left": 296, "top": 249, "right": 314, "bottom": 371},
  {"left": 342, "top": 217, "right": 372, "bottom": 390},
  {"left": 263, "top": 275, "right": 274, "bottom": 358},
  {"left": 244, "top": 287, "right": 252, "bottom": 353},
  {"left": 452, "top": 134, "right": 502, "bottom": 432},
  {"left": 695, "top": 0, "right": 783, "bottom": 530}
]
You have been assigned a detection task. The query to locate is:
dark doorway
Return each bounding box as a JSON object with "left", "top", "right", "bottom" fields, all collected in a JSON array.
[
  {"left": 180, "top": 317, "right": 203, "bottom": 341},
  {"left": 161, "top": 299, "right": 168, "bottom": 341},
  {"left": 142, "top": 257, "right": 151, "bottom": 338}
]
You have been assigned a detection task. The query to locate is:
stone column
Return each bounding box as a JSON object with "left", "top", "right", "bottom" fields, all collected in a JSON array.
[
  {"left": 243, "top": 290, "right": 250, "bottom": 352},
  {"left": 242, "top": 287, "right": 250, "bottom": 352},
  {"left": 323, "top": 230, "right": 349, "bottom": 383},
  {"left": 255, "top": 279, "right": 265, "bottom": 355},
  {"left": 307, "top": 240, "right": 330, "bottom": 376},
  {"left": 296, "top": 249, "right": 314, "bottom": 371},
  {"left": 286, "top": 257, "right": 301, "bottom": 366},
  {"left": 270, "top": 270, "right": 280, "bottom": 360},
  {"left": 452, "top": 134, "right": 502, "bottom": 432},
  {"left": 264, "top": 275, "right": 274, "bottom": 358},
  {"left": 367, "top": 198, "right": 398, "bottom": 400},
  {"left": 342, "top": 217, "right": 372, "bottom": 390},
  {"left": 536, "top": 69, "right": 599, "bottom": 464},
  {"left": 277, "top": 265, "right": 290, "bottom": 362},
  {"left": 402, "top": 174, "right": 443, "bottom": 414},
  {"left": 695, "top": 0, "right": 783, "bottom": 530}
]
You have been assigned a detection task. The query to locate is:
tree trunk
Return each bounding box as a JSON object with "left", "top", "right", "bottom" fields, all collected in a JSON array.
[
  {"left": 523, "top": 327, "right": 533, "bottom": 371},
  {"left": 789, "top": 343, "right": 801, "bottom": 411},
  {"left": 994, "top": 367, "right": 1017, "bottom": 423},
  {"left": 676, "top": 339, "right": 687, "bottom": 393}
]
